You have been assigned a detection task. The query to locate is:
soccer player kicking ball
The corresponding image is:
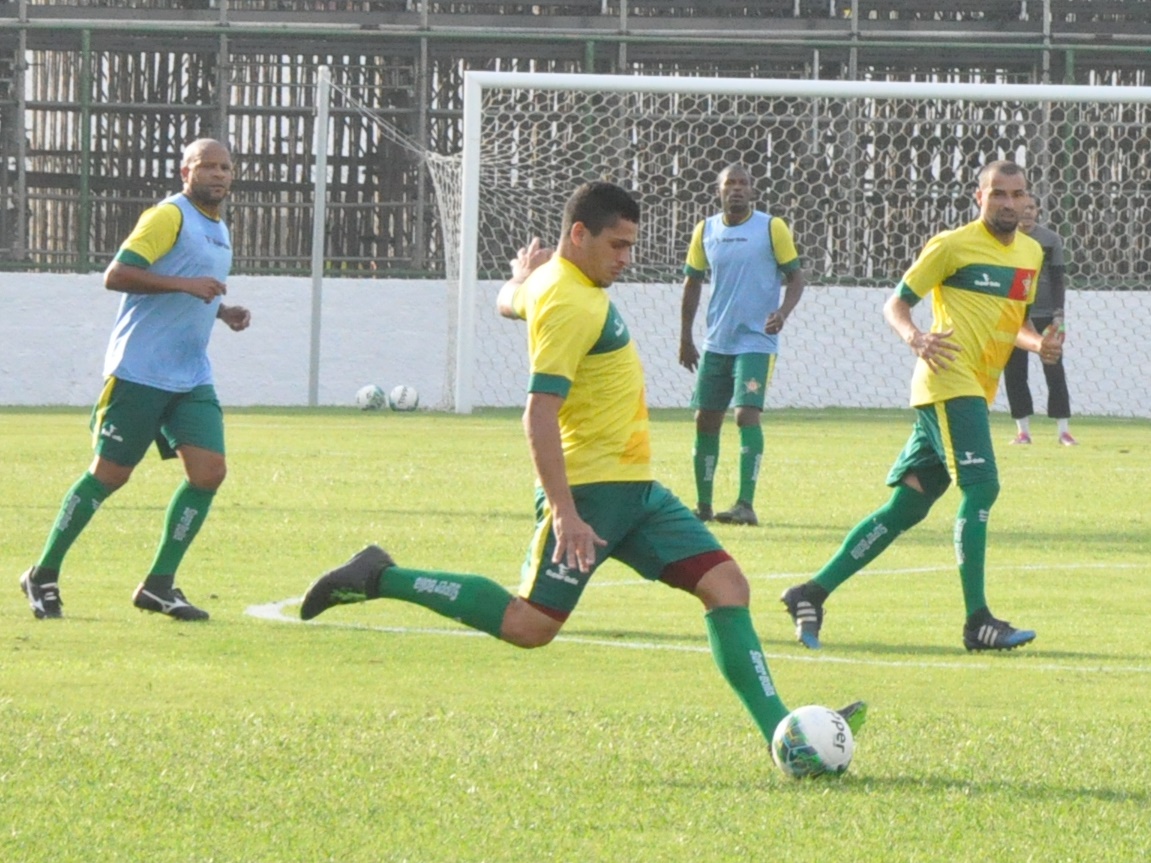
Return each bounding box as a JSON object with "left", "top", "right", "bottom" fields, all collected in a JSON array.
[
  {"left": 301, "top": 181, "right": 865, "bottom": 750},
  {"left": 781, "top": 160, "right": 1063, "bottom": 652}
]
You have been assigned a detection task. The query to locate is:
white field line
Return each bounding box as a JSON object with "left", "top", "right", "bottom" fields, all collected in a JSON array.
[{"left": 246, "top": 559, "right": 1151, "bottom": 675}]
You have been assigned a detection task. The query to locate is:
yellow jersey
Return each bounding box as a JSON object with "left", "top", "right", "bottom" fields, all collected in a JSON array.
[
  {"left": 512, "top": 255, "right": 652, "bottom": 486},
  {"left": 896, "top": 220, "right": 1042, "bottom": 406}
]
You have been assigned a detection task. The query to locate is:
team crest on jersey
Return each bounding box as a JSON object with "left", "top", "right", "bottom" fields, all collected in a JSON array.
[{"left": 1008, "top": 269, "right": 1036, "bottom": 301}]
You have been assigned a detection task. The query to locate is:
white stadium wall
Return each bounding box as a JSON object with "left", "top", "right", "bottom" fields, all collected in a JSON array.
[{"left": 1, "top": 274, "right": 1147, "bottom": 418}]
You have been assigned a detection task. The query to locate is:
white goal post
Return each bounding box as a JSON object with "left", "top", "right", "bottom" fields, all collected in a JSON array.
[{"left": 448, "top": 71, "right": 1151, "bottom": 417}]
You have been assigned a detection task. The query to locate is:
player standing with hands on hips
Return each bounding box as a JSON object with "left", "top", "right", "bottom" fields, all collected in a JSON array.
[
  {"left": 780, "top": 161, "right": 1064, "bottom": 652},
  {"left": 299, "top": 181, "right": 865, "bottom": 752},
  {"left": 19, "top": 138, "right": 250, "bottom": 622},
  {"left": 679, "top": 164, "right": 806, "bottom": 527}
]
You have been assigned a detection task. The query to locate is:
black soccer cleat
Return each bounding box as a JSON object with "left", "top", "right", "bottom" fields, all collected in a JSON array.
[
  {"left": 299, "top": 545, "right": 395, "bottom": 621},
  {"left": 963, "top": 616, "right": 1036, "bottom": 652},
  {"left": 132, "top": 584, "right": 210, "bottom": 621},
  {"left": 20, "top": 567, "right": 63, "bottom": 620},
  {"left": 837, "top": 701, "right": 868, "bottom": 737},
  {"left": 714, "top": 500, "right": 758, "bottom": 526},
  {"left": 780, "top": 584, "right": 824, "bottom": 649}
]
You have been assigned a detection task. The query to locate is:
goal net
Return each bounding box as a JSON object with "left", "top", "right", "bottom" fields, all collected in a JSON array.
[{"left": 444, "top": 72, "right": 1151, "bottom": 419}]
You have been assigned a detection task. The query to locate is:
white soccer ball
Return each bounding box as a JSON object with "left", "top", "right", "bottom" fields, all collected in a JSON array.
[
  {"left": 388, "top": 384, "right": 419, "bottom": 412},
  {"left": 355, "top": 384, "right": 386, "bottom": 410},
  {"left": 771, "top": 705, "right": 854, "bottom": 778}
]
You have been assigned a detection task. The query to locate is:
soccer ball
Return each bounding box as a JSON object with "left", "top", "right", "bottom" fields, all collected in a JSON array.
[
  {"left": 388, "top": 384, "right": 419, "bottom": 412},
  {"left": 771, "top": 705, "right": 854, "bottom": 778},
  {"left": 355, "top": 384, "right": 386, "bottom": 410}
]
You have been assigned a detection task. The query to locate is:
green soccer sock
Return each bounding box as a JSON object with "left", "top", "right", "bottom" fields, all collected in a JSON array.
[
  {"left": 35, "top": 472, "right": 112, "bottom": 578},
  {"left": 955, "top": 481, "right": 1000, "bottom": 619},
  {"left": 705, "top": 605, "right": 789, "bottom": 743},
  {"left": 377, "top": 566, "right": 514, "bottom": 639},
  {"left": 811, "top": 484, "right": 934, "bottom": 595},
  {"left": 693, "top": 431, "right": 720, "bottom": 507},
  {"left": 144, "top": 481, "right": 216, "bottom": 593},
  {"left": 737, "top": 424, "right": 764, "bottom": 505}
]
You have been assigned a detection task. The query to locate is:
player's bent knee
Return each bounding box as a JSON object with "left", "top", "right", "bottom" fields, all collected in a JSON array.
[
  {"left": 499, "top": 598, "right": 563, "bottom": 649},
  {"left": 90, "top": 457, "right": 133, "bottom": 492},
  {"left": 693, "top": 560, "right": 750, "bottom": 610},
  {"left": 186, "top": 459, "right": 227, "bottom": 490}
]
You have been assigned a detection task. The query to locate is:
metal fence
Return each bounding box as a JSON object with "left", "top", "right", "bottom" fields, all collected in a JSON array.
[{"left": 3, "top": 1, "right": 1151, "bottom": 279}]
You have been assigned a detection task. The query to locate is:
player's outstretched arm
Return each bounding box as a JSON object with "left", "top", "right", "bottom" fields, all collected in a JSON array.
[{"left": 497, "top": 237, "right": 553, "bottom": 320}]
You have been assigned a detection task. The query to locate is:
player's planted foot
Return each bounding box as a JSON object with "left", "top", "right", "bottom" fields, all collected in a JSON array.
[
  {"left": 693, "top": 504, "right": 714, "bottom": 522},
  {"left": 300, "top": 545, "right": 395, "bottom": 621},
  {"left": 714, "top": 500, "right": 758, "bottom": 526},
  {"left": 780, "top": 584, "right": 824, "bottom": 649},
  {"left": 837, "top": 701, "right": 868, "bottom": 737},
  {"left": 20, "top": 567, "right": 63, "bottom": 620},
  {"left": 1058, "top": 432, "right": 1079, "bottom": 446},
  {"left": 132, "top": 584, "right": 209, "bottom": 621},
  {"left": 962, "top": 615, "right": 1035, "bottom": 652},
  {"left": 1009, "top": 432, "right": 1032, "bottom": 445}
]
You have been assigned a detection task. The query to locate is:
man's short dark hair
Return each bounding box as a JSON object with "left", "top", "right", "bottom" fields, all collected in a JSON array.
[
  {"left": 977, "top": 160, "right": 1027, "bottom": 189},
  {"left": 562, "top": 181, "right": 640, "bottom": 237}
]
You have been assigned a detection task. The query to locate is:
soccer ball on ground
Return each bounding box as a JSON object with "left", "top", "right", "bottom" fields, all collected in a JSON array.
[
  {"left": 388, "top": 384, "right": 419, "bottom": 412},
  {"left": 355, "top": 384, "right": 386, "bottom": 410},
  {"left": 771, "top": 704, "right": 854, "bottom": 778}
]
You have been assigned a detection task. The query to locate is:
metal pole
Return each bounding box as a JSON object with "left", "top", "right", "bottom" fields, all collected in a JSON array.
[
  {"left": 309, "top": 65, "right": 331, "bottom": 407},
  {"left": 13, "top": 0, "right": 28, "bottom": 260},
  {"left": 78, "top": 28, "right": 91, "bottom": 271},
  {"left": 453, "top": 71, "right": 483, "bottom": 414}
]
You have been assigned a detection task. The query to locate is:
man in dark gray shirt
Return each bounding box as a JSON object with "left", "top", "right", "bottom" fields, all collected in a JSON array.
[{"left": 1003, "top": 195, "right": 1076, "bottom": 445}]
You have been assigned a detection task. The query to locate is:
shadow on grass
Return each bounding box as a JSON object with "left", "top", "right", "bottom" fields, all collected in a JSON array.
[{"left": 826, "top": 774, "right": 1150, "bottom": 805}]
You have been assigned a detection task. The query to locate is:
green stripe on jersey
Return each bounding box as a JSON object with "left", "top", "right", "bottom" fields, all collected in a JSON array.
[
  {"left": 588, "top": 302, "right": 630, "bottom": 355},
  {"left": 527, "top": 372, "right": 570, "bottom": 398},
  {"left": 944, "top": 263, "right": 1031, "bottom": 299}
]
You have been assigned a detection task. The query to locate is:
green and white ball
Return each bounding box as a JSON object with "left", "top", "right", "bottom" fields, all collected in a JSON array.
[
  {"left": 355, "top": 384, "right": 386, "bottom": 410},
  {"left": 388, "top": 384, "right": 419, "bottom": 412},
  {"left": 771, "top": 705, "right": 854, "bottom": 778}
]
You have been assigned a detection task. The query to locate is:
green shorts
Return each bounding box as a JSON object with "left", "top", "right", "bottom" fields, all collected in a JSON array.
[
  {"left": 690, "top": 351, "right": 776, "bottom": 412},
  {"left": 886, "top": 397, "right": 997, "bottom": 493},
  {"left": 519, "top": 480, "right": 725, "bottom": 616},
  {"left": 90, "top": 377, "right": 225, "bottom": 467}
]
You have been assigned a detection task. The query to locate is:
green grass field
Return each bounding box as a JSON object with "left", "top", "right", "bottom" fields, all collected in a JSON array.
[{"left": 2, "top": 407, "right": 1148, "bottom": 863}]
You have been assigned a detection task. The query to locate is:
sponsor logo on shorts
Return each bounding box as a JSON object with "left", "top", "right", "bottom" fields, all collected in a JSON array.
[
  {"left": 544, "top": 564, "right": 580, "bottom": 586},
  {"left": 100, "top": 423, "right": 124, "bottom": 442},
  {"left": 957, "top": 451, "right": 986, "bottom": 466}
]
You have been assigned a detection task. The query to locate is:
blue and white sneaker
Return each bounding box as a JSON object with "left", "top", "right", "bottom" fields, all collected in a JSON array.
[
  {"left": 780, "top": 585, "right": 823, "bottom": 650},
  {"left": 963, "top": 616, "right": 1035, "bottom": 652}
]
